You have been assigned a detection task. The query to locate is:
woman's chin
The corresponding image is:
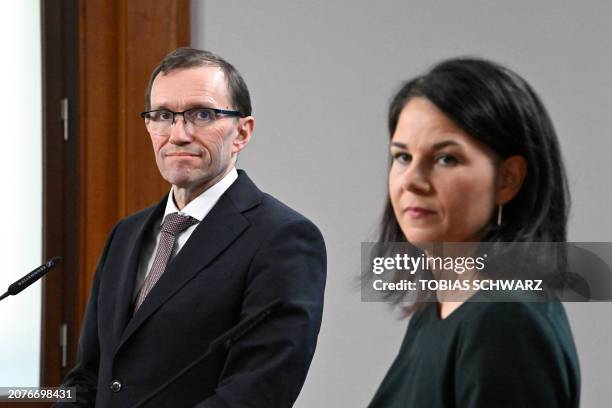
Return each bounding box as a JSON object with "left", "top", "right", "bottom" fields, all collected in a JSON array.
[{"left": 403, "top": 229, "right": 445, "bottom": 248}]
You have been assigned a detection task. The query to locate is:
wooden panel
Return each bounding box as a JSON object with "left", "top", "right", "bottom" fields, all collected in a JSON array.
[
  {"left": 124, "top": 2, "right": 190, "bottom": 215},
  {"left": 78, "top": 0, "right": 121, "bottom": 324}
]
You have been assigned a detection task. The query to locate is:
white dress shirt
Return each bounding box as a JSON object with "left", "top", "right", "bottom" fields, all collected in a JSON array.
[{"left": 133, "top": 167, "right": 238, "bottom": 299}]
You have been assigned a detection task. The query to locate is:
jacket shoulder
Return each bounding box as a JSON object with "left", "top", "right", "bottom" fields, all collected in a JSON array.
[
  {"left": 244, "top": 192, "right": 320, "bottom": 231},
  {"left": 112, "top": 200, "right": 163, "bottom": 234}
]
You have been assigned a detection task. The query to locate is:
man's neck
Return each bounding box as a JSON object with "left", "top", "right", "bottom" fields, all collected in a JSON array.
[
  {"left": 173, "top": 184, "right": 213, "bottom": 210},
  {"left": 172, "top": 169, "right": 233, "bottom": 210}
]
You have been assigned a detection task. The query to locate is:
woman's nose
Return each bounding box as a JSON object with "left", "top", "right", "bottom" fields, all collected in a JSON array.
[{"left": 402, "top": 162, "right": 432, "bottom": 194}]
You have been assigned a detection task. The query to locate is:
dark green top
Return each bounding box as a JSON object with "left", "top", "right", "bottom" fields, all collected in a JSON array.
[{"left": 369, "top": 293, "right": 580, "bottom": 408}]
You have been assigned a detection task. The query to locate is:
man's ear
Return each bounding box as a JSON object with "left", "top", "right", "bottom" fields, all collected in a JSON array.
[
  {"left": 232, "top": 116, "right": 255, "bottom": 153},
  {"left": 495, "top": 155, "right": 527, "bottom": 205}
]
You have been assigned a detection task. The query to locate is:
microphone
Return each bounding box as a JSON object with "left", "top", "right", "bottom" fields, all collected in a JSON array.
[
  {"left": 0, "top": 256, "right": 62, "bottom": 302},
  {"left": 208, "top": 298, "right": 283, "bottom": 354},
  {"left": 131, "top": 298, "right": 283, "bottom": 408}
]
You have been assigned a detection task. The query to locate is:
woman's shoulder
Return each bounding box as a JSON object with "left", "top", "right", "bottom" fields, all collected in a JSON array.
[
  {"left": 467, "top": 295, "right": 564, "bottom": 323},
  {"left": 462, "top": 297, "right": 568, "bottom": 335},
  {"left": 457, "top": 297, "right": 577, "bottom": 362},
  {"left": 451, "top": 299, "right": 580, "bottom": 406}
]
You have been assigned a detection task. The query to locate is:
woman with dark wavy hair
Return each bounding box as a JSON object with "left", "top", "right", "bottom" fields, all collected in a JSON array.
[{"left": 368, "top": 58, "right": 579, "bottom": 407}]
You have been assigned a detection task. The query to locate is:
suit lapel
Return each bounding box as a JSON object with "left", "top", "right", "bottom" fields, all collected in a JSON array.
[
  {"left": 110, "top": 198, "right": 166, "bottom": 350},
  {"left": 116, "top": 171, "right": 261, "bottom": 352}
]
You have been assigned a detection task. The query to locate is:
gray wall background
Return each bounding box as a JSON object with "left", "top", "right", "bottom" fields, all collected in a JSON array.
[{"left": 192, "top": 1, "right": 612, "bottom": 406}]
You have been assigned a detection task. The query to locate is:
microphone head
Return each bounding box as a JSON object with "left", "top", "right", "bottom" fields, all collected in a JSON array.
[
  {"left": 48, "top": 256, "right": 62, "bottom": 267},
  {"left": 6, "top": 256, "right": 62, "bottom": 296}
]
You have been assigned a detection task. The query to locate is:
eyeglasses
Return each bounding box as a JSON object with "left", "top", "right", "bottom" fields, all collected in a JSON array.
[{"left": 140, "top": 107, "right": 246, "bottom": 133}]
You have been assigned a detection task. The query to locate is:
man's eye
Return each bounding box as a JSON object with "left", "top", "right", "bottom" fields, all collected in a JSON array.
[
  {"left": 152, "top": 111, "right": 173, "bottom": 121},
  {"left": 436, "top": 154, "right": 458, "bottom": 166},
  {"left": 392, "top": 152, "right": 411, "bottom": 164},
  {"left": 193, "top": 109, "right": 214, "bottom": 121}
]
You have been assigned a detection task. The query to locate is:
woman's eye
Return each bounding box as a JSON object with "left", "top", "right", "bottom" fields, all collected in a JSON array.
[
  {"left": 392, "top": 152, "right": 411, "bottom": 164},
  {"left": 436, "top": 154, "right": 458, "bottom": 166}
]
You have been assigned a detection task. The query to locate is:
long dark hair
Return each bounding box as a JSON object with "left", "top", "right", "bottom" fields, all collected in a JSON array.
[{"left": 374, "top": 57, "right": 571, "bottom": 308}]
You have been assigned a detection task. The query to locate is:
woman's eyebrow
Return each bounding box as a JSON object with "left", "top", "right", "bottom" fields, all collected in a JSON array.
[
  {"left": 390, "top": 140, "right": 462, "bottom": 150},
  {"left": 431, "top": 140, "right": 461, "bottom": 150}
]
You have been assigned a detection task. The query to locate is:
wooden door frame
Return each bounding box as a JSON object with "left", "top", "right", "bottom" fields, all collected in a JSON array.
[{"left": 40, "top": 0, "right": 81, "bottom": 394}]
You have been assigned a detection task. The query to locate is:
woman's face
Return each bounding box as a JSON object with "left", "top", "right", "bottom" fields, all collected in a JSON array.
[{"left": 389, "top": 97, "right": 498, "bottom": 245}]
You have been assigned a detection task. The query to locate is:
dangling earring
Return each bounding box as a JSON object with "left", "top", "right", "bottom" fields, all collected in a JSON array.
[{"left": 497, "top": 204, "right": 503, "bottom": 226}]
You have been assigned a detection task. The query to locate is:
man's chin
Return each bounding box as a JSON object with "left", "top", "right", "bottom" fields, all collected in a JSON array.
[
  {"left": 164, "top": 173, "right": 216, "bottom": 192},
  {"left": 161, "top": 167, "right": 197, "bottom": 183},
  {"left": 162, "top": 166, "right": 232, "bottom": 192}
]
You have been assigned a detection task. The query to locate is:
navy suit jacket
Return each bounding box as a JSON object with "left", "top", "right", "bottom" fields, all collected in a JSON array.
[{"left": 58, "top": 171, "right": 326, "bottom": 407}]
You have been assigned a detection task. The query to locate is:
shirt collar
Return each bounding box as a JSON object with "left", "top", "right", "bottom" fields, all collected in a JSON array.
[{"left": 162, "top": 167, "right": 238, "bottom": 223}]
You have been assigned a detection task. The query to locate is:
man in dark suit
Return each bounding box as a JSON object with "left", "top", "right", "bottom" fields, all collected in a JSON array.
[{"left": 57, "top": 47, "right": 326, "bottom": 407}]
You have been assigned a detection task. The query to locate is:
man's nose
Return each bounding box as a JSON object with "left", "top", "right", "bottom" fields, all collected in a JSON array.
[{"left": 168, "top": 114, "right": 193, "bottom": 144}]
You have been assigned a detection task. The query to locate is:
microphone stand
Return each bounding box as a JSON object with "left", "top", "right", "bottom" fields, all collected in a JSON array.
[{"left": 130, "top": 299, "right": 283, "bottom": 408}]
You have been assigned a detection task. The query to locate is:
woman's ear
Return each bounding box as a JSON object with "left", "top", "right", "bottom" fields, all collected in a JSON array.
[{"left": 495, "top": 155, "right": 527, "bottom": 205}]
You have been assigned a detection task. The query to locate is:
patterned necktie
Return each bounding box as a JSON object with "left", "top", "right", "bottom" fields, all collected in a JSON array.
[{"left": 134, "top": 212, "right": 198, "bottom": 311}]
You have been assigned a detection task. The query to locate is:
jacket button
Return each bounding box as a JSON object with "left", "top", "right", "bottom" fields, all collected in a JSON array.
[{"left": 110, "top": 380, "right": 122, "bottom": 392}]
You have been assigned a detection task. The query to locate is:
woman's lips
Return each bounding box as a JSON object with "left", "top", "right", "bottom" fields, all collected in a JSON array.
[{"left": 404, "top": 206, "right": 436, "bottom": 219}]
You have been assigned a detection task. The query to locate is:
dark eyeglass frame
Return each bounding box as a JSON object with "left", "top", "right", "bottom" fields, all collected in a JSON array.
[{"left": 139, "top": 107, "right": 246, "bottom": 127}]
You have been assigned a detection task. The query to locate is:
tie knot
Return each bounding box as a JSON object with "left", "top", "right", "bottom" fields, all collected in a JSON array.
[{"left": 161, "top": 213, "right": 198, "bottom": 236}]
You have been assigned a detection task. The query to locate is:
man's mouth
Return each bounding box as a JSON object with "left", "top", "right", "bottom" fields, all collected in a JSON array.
[{"left": 166, "top": 152, "right": 200, "bottom": 157}]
